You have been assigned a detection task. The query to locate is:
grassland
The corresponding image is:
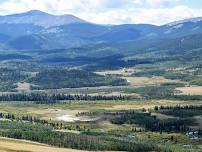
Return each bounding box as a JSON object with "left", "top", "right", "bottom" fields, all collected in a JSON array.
[
  {"left": 96, "top": 68, "right": 181, "bottom": 87},
  {"left": 176, "top": 86, "right": 202, "bottom": 95},
  {"left": 0, "top": 137, "right": 88, "bottom": 152},
  {"left": 1, "top": 100, "right": 201, "bottom": 120}
]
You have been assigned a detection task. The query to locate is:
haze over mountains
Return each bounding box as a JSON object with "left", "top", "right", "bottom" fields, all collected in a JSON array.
[{"left": 0, "top": 10, "right": 202, "bottom": 53}]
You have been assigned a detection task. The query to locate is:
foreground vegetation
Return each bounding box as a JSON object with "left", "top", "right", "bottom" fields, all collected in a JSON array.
[{"left": 0, "top": 99, "right": 201, "bottom": 152}]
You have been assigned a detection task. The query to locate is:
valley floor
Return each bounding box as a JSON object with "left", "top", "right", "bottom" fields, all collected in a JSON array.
[{"left": 1, "top": 66, "right": 202, "bottom": 151}]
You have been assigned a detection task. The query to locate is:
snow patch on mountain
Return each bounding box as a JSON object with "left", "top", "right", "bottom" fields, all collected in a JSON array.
[
  {"left": 172, "top": 24, "right": 183, "bottom": 29},
  {"left": 168, "top": 17, "right": 202, "bottom": 26}
]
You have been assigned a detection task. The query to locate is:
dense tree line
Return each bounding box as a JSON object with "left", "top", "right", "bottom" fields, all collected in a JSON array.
[
  {"left": 0, "top": 112, "right": 49, "bottom": 125},
  {"left": 111, "top": 110, "right": 193, "bottom": 133},
  {"left": 28, "top": 69, "right": 127, "bottom": 89},
  {"left": 155, "top": 105, "right": 202, "bottom": 118},
  {"left": 0, "top": 93, "right": 129, "bottom": 103}
]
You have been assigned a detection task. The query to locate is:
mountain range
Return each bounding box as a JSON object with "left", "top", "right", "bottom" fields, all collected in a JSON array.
[{"left": 0, "top": 10, "right": 202, "bottom": 55}]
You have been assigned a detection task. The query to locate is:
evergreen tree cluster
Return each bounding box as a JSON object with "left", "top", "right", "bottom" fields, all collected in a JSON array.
[
  {"left": 111, "top": 110, "right": 194, "bottom": 132},
  {"left": 155, "top": 105, "right": 202, "bottom": 118},
  {"left": 0, "top": 93, "right": 128, "bottom": 103},
  {"left": 0, "top": 119, "right": 156, "bottom": 151}
]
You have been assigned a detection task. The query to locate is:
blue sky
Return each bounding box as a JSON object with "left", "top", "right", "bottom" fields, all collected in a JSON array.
[
  {"left": 0, "top": 0, "right": 201, "bottom": 25},
  {"left": 183, "top": 0, "right": 202, "bottom": 8}
]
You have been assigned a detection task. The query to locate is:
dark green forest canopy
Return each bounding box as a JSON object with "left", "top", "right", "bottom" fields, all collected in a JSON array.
[{"left": 28, "top": 69, "right": 127, "bottom": 89}]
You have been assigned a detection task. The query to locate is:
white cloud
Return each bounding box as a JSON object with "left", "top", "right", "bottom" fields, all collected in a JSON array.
[
  {"left": 0, "top": 0, "right": 201, "bottom": 25},
  {"left": 82, "top": 6, "right": 202, "bottom": 25},
  {"left": 145, "top": 0, "right": 180, "bottom": 7}
]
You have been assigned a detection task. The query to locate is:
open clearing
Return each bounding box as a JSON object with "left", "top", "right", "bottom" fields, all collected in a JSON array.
[
  {"left": 16, "top": 82, "right": 31, "bottom": 92},
  {"left": 56, "top": 114, "right": 80, "bottom": 122},
  {"left": 95, "top": 68, "right": 136, "bottom": 76},
  {"left": 89, "top": 91, "right": 140, "bottom": 97},
  {"left": 0, "top": 137, "right": 87, "bottom": 152},
  {"left": 0, "top": 104, "right": 89, "bottom": 122},
  {"left": 1, "top": 100, "right": 202, "bottom": 121},
  {"left": 176, "top": 86, "right": 202, "bottom": 95},
  {"left": 124, "top": 76, "right": 181, "bottom": 86},
  {"left": 96, "top": 68, "right": 182, "bottom": 87},
  {"left": 104, "top": 100, "right": 186, "bottom": 110}
]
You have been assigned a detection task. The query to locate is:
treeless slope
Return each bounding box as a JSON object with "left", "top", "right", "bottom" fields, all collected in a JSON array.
[
  {"left": 0, "top": 137, "right": 88, "bottom": 152},
  {"left": 176, "top": 86, "right": 202, "bottom": 95}
]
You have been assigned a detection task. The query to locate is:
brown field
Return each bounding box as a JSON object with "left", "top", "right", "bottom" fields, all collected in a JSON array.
[
  {"left": 0, "top": 137, "right": 88, "bottom": 152},
  {"left": 176, "top": 86, "right": 202, "bottom": 95},
  {"left": 96, "top": 68, "right": 182, "bottom": 87},
  {"left": 124, "top": 76, "right": 180, "bottom": 86},
  {"left": 95, "top": 100, "right": 202, "bottom": 111}
]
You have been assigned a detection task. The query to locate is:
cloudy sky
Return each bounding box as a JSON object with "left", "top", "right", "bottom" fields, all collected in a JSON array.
[{"left": 0, "top": 0, "right": 201, "bottom": 25}]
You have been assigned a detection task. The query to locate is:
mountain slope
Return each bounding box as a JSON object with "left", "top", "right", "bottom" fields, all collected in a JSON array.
[
  {"left": 146, "top": 17, "right": 202, "bottom": 39},
  {"left": 0, "top": 33, "right": 10, "bottom": 43},
  {"left": 7, "top": 35, "right": 54, "bottom": 50},
  {"left": 56, "top": 33, "right": 202, "bottom": 58},
  {"left": 0, "top": 23, "right": 43, "bottom": 37}
]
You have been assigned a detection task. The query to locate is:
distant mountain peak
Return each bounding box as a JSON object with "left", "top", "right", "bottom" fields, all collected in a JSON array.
[
  {"left": 6, "top": 10, "right": 50, "bottom": 17},
  {"left": 23, "top": 10, "right": 51, "bottom": 16},
  {"left": 0, "top": 10, "right": 88, "bottom": 27}
]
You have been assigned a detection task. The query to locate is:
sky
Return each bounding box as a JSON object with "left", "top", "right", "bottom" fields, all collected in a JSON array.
[{"left": 0, "top": 0, "right": 201, "bottom": 25}]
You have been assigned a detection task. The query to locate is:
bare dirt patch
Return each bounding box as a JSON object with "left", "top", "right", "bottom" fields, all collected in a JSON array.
[
  {"left": 95, "top": 68, "right": 136, "bottom": 76},
  {"left": 56, "top": 114, "right": 80, "bottom": 122},
  {"left": 16, "top": 82, "right": 31, "bottom": 92}
]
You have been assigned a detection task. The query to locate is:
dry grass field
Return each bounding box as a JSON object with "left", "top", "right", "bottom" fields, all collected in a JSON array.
[
  {"left": 176, "top": 86, "right": 202, "bottom": 95},
  {"left": 124, "top": 76, "right": 180, "bottom": 86},
  {"left": 0, "top": 137, "right": 88, "bottom": 152},
  {"left": 1, "top": 100, "right": 202, "bottom": 122},
  {"left": 104, "top": 100, "right": 201, "bottom": 110},
  {"left": 96, "top": 68, "right": 181, "bottom": 87}
]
